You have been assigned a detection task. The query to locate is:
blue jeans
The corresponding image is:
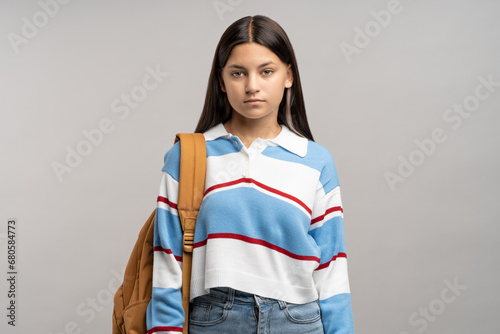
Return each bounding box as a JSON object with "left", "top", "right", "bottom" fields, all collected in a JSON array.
[{"left": 188, "top": 287, "right": 325, "bottom": 334}]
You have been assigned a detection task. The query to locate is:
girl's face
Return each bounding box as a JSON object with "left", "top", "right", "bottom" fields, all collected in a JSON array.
[{"left": 220, "top": 42, "right": 293, "bottom": 126}]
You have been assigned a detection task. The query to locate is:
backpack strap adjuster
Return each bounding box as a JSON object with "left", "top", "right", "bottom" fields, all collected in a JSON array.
[
  {"left": 183, "top": 229, "right": 194, "bottom": 253},
  {"left": 182, "top": 217, "right": 197, "bottom": 253}
]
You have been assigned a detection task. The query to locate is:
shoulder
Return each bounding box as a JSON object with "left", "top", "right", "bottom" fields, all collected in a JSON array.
[
  {"left": 161, "top": 141, "right": 181, "bottom": 181},
  {"left": 306, "top": 140, "right": 340, "bottom": 191},
  {"left": 306, "top": 141, "right": 335, "bottom": 164},
  {"left": 305, "top": 141, "right": 337, "bottom": 172}
]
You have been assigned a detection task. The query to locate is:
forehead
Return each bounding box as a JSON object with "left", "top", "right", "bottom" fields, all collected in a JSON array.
[{"left": 225, "top": 42, "right": 285, "bottom": 67}]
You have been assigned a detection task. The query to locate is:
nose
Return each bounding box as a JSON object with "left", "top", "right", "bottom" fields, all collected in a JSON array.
[{"left": 245, "top": 72, "right": 260, "bottom": 94}]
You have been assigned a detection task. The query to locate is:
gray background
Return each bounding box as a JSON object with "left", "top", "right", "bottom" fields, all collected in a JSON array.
[{"left": 1, "top": 0, "right": 499, "bottom": 333}]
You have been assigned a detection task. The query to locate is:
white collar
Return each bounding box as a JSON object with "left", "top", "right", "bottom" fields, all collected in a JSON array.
[{"left": 203, "top": 122, "right": 309, "bottom": 158}]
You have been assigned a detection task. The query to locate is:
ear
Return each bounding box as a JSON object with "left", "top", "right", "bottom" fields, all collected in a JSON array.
[
  {"left": 218, "top": 70, "right": 226, "bottom": 92},
  {"left": 285, "top": 64, "right": 293, "bottom": 89}
]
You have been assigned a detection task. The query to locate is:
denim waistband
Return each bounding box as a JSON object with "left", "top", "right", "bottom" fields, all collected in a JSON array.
[{"left": 203, "top": 287, "right": 287, "bottom": 308}]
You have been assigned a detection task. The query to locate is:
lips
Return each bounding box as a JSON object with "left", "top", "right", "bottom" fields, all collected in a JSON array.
[{"left": 244, "top": 99, "right": 264, "bottom": 103}]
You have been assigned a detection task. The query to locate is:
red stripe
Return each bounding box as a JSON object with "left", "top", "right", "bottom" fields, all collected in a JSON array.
[
  {"left": 157, "top": 196, "right": 177, "bottom": 209},
  {"left": 194, "top": 233, "right": 320, "bottom": 263},
  {"left": 204, "top": 178, "right": 311, "bottom": 215},
  {"left": 311, "top": 206, "right": 343, "bottom": 225},
  {"left": 193, "top": 239, "right": 207, "bottom": 248},
  {"left": 153, "top": 246, "right": 182, "bottom": 262},
  {"left": 147, "top": 326, "right": 183, "bottom": 333},
  {"left": 315, "top": 252, "right": 347, "bottom": 270}
]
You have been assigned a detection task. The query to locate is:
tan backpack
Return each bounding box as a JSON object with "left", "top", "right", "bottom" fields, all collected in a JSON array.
[{"left": 112, "top": 133, "right": 207, "bottom": 334}]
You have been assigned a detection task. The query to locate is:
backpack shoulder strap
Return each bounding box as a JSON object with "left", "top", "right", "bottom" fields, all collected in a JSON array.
[
  {"left": 175, "top": 133, "right": 206, "bottom": 234},
  {"left": 174, "top": 133, "right": 206, "bottom": 334}
]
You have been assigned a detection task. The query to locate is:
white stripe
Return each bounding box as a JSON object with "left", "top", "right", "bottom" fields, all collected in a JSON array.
[
  {"left": 152, "top": 251, "right": 182, "bottom": 290},
  {"left": 205, "top": 153, "right": 320, "bottom": 210},
  {"left": 205, "top": 152, "right": 243, "bottom": 188},
  {"left": 310, "top": 210, "right": 344, "bottom": 231},
  {"left": 157, "top": 201, "right": 178, "bottom": 215},
  {"left": 190, "top": 238, "right": 319, "bottom": 304},
  {"left": 159, "top": 171, "right": 179, "bottom": 203},
  {"left": 313, "top": 257, "right": 350, "bottom": 300},
  {"left": 310, "top": 186, "right": 343, "bottom": 230},
  {"left": 252, "top": 154, "right": 319, "bottom": 209},
  {"left": 157, "top": 172, "right": 179, "bottom": 215}
]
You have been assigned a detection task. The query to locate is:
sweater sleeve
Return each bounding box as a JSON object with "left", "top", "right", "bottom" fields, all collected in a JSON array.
[
  {"left": 146, "top": 143, "right": 185, "bottom": 333},
  {"left": 309, "top": 150, "right": 354, "bottom": 334}
]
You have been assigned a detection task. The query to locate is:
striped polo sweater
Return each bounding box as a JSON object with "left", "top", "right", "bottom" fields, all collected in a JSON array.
[{"left": 146, "top": 122, "right": 354, "bottom": 334}]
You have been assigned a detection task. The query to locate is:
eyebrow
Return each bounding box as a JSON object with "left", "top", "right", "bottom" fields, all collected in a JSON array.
[{"left": 225, "top": 62, "right": 276, "bottom": 70}]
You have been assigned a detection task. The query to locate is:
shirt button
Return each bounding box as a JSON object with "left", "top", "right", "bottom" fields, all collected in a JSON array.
[
  {"left": 242, "top": 169, "right": 248, "bottom": 177},
  {"left": 257, "top": 144, "right": 264, "bottom": 150}
]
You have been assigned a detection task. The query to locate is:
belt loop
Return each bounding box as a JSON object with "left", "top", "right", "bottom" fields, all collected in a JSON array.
[
  {"left": 277, "top": 299, "right": 287, "bottom": 310},
  {"left": 225, "top": 287, "right": 235, "bottom": 310}
]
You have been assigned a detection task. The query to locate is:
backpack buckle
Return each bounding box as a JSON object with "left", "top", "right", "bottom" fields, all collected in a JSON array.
[{"left": 183, "top": 230, "right": 194, "bottom": 253}]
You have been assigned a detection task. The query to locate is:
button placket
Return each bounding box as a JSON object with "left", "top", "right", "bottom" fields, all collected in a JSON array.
[{"left": 242, "top": 152, "right": 249, "bottom": 177}]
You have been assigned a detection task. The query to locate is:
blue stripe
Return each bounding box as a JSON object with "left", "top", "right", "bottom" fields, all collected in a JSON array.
[
  {"left": 195, "top": 187, "right": 319, "bottom": 258},
  {"left": 146, "top": 287, "right": 184, "bottom": 329},
  {"left": 206, "top": 137, "right": 241, "bottom": 156},
  {"left": 319, "top": 293, "right": 354, "bottom": 333},
  {"left": 155, "top": 207, "right": 183, "bottom": 258},
  {"left": 309, "top": 215, "right": 346, "bottom": 264}
]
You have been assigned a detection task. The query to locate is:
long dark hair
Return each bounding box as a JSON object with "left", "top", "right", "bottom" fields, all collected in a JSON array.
[{"left": 193, "top": 15, "right": 314, "bottom": 141}]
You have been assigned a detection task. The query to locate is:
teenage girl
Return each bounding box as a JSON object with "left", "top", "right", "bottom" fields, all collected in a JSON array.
[{"left": 147, "top": 15, "right": 354, "bottom": 334}]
